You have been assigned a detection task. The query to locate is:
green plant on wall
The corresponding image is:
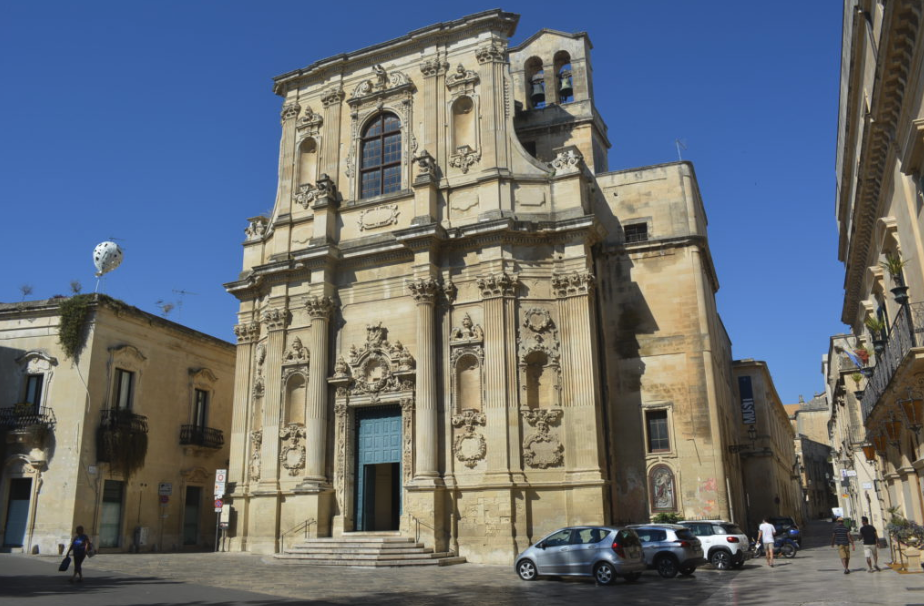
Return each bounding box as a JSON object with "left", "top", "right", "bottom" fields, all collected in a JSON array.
[
  {"left": 864, "top": 316, "right": 886, "bottom": 340},
  {"left": 652, "top": 512, "right": 681, "bottom": 524},
  {"left": 58, "top": 294, "right": 95, "bottom": 359},
  {"left": 97, "top": 409, "right": 148, "bottom": 478}
]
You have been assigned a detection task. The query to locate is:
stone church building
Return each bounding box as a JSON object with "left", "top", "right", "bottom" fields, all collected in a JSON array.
[{"left": 224, "top": 10, "right": 745, "bottom": 563}]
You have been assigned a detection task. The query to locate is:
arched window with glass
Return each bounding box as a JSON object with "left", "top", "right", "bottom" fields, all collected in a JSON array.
[{"left": 360, "top": 113, "right": 402, "bottom": 199}]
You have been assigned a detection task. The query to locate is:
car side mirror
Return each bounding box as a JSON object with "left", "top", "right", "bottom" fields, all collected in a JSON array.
[{"left": 537, "top": 542, "right": 546, "bottom": 550}]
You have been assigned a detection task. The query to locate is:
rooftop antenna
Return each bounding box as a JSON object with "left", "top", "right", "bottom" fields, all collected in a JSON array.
[
  {"left": 172, "top": 289, "right": 198, "bottom": 321},
  {"left": 675, "top": 139, "right": 687, "bottom": 161}
]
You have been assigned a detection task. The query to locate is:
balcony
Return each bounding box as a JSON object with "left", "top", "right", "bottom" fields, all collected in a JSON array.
[
  {"left": 861, "top": 302, "right": 924, "bottom": 423},
  {"left": 179, "top": 424, "right": 224, "bottom": 449},
  {"left": 97, "top": 408, "right": 149, "bottom": 475},
  {"left": 0, "top": 404, "right": 56, "bottom": 446}
]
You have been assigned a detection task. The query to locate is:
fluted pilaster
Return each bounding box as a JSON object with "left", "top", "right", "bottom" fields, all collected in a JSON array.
[
  {"left": 305, "top": 295, "right": 337, "bottom": 483},
  {"left": 259, "top": 307, "right": 288, "bottom": 487},
  {"left": 229, "top": 323, "right": 258, "bottom": 492},
  {"left": 408, "top": 278, "right": 439, "bottom": 479}
]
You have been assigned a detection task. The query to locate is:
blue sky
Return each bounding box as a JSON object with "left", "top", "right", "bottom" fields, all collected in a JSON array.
[{"left": 0, "top": 1, "right": 844, "bottom": 404}]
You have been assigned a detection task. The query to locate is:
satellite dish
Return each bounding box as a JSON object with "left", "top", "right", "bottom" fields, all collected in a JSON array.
[{"left": 93, "top": 241, "right": 123, "bottom": 277}]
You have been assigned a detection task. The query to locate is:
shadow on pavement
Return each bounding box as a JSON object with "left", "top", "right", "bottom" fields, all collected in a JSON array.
[{"left": 0, "top": 574, "right": 182, "bottom": 597}]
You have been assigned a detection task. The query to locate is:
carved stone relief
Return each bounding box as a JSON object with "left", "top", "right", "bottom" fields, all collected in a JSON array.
[
  {"left": 449, "top": 145, "right": 481, "bottom": 174},
  {"left": 334, "top": 403, "right": 348, "bottom": 504},
  {"left": 279, "top": 423, "right": 306, "bottom": 476},
  {"left": 329, "top": 323, "right": 416, "bottom": 400},
  {"left": 475, "top": 39, "right": 506, "bottom": 64},
  {"left": 281, "top": 102, "right": 301, "bottom": 121},
  {"left": 296, "top": 106, "right": 323, "bottom": 135},
  {"left": 549, "top": 149, "right": 584, "bottom": 173},
  {"left": 446, "top": 64, "right": 479, "bottom": 97},
  {"left": 249, "top": 429, "right": 263, "bottom": 481},
  {"left": 401, "top": 398, "right": 414, "bottom": 484},
  {"left": 234, "top": 322, "right": 259, "bottom": 344},
  {"left": 357, "top": 204, "right": 400, "bottom": 231},
  {"left": 450, "top": 313, "right": 484, "bottom": 343},
  {"left": 518, "top": 307, "right": 562, "bottom": 409},
  {"left": 451, "top": 409, "right": 487, "bottom": 469},
  {"left": 476, "top": 272, "right": 519, "bottom": 299},
  {"left": 261, "top": 307, "right": 288, "bottom": 330},
  {"left": 283, "top": 337, "right": 310, "bottom": 365},
  {"left": 244, "top": 217, "right": 267, "bottom": 241},
  {"left": 522, "top": 408, "right": 564, "bottom": 469}
]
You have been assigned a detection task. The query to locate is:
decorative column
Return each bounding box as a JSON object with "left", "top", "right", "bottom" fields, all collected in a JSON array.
[
  {"left": 407, "top": 278, "right": 440, "bottom": 482},
  {"left": 258, "top": 306, "right": 288, "bottom": 489},
  {"left": 276, "top": 101, "right": 301, "bottom": 214},
  {"left": 553, "top": 272, "right": 604, "bottom": 480},
  {"left": 477, "top": 272, "right": 519, "bottom": 478},
  {"left": 319, "top": 89, "right": 345, "bottom": 185},
  {"left": 419, "top": 55, "right": 448, "bottom": 168},
  {"left": 229, "top": 321, "right": 259, "bottom": 493},
  {"left": 304, "top": 295, "right": 337, "bottom": 485}
]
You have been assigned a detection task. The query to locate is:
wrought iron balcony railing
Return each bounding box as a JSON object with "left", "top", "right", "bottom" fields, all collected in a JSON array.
[
  {"left": 99, "top": 408, "right": 148, "bottom": 433},
  {"left": 179, "top": 424, "right": 224, "bottom": 449},
  {"left": 0, "top": 405, "right": 56, "bottom": 430},
  {"left": 861, "top": 302, "right": 924, "bottom": 423}
]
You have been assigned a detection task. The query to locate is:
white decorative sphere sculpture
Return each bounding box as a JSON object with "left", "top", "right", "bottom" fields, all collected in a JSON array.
[{"left": 93, "top": 241, "right": 123, "bottom": 277}]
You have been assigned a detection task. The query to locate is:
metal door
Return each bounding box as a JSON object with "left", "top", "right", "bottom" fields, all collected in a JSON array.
[
  {"left": 99, "top": 480, "right": 124, "bottom": 548},
  {"left": 355, "top": 406, "right": 401, "bottom": 531}
]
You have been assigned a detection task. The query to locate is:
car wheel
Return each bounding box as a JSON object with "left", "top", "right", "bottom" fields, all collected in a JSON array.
[
  {"left": 624, "top": 571, "right": 641, "bottom": 582},
  {"left": 517, "top": 559, "right": 538, "bottom": 581},
  {"left": 781, "top": 544, "right": 796, "bottom": 559},
  {"left": 655, "top": 555, "right": 678, "bottom": 578},
  {"left": 594, "top": 562, "right": 616, "bottom": 586},
  {"left": 710, "top": 550, "right": 732, "bottom": 570},
  {"left": 679, "top": 566, "right": 696, "bottom": 576}
]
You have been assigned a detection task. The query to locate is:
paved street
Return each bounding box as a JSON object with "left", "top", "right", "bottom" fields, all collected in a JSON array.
[{"left": 4, "top": 521, "right": 924, "bottom": 605}]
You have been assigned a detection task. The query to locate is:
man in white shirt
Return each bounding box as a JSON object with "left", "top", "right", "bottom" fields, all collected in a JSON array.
[{"left": 757, "top": 517, "right": 777, "bottom": 567}]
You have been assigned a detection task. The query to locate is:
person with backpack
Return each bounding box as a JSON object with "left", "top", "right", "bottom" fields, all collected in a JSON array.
[{"left": 66, "top": 525, "right": 92, "bottom": 583}]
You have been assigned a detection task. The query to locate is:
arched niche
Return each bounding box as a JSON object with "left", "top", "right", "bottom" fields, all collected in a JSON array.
[
  {"left": 523, "top": 351, "right": 555, "bottom": 410},
  {"left": 454, "top": 351, "right": 482, "bottom": 412},
  {"left": 297, "top": 137, "right": 318, "bottom": 187},
  {"left": 284, "top": 371, "right": 307, "bottom": 426},
  {"left": 451, "top": 96, "right": 476, "bottom": 152},
  {"left": 524, "top": 56, "right": 545, "bottom": 109},
  {"left": 649, "top": 464, "right": 677, "bottom": 512}
]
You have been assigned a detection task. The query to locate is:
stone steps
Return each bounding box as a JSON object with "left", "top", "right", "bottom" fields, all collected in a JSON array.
[{"left": 275, "top": 532, "right": 466, "bottom": 567}]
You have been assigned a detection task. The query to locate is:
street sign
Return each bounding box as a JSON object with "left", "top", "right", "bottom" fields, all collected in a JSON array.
[
  {"left": 862, "top": 482, "right": 873, "bottom": 490},
  {"left": 214, "top": 469, "right": 227, "bottom": 499},
  {"left": 159, "top": 495, "right": 169, "bottom": 504},
  {"left": 214, "top": 498, "right": 223, "bottom": 512},
  {"left": 158, "top": 482, "right": 173, "bottom": 496}
]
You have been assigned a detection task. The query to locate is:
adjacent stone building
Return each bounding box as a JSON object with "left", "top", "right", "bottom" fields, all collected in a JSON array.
[
  {"left": 731, "top": 360, "right": 803, "bottom": 532},
  {"left": 224, "top": 10, "right": 745, "bottom": 563},
  {"left": 834, "top": 0, "right": 924, "bottom": 527},
  {"left": 0, "top": 295, "right": 235, "bottom": 553},
  {"left": 786, "top": 394, "right": 837, "bottom": 521}
]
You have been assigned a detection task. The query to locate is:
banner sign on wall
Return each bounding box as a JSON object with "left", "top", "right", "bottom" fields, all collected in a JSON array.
[{"left": 738, "top": 376, "right": 757, "bottom": 425}]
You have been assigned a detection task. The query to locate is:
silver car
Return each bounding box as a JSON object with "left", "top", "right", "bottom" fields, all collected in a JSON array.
[
  {"left": 514, "top": 526, "right": 646, "bottom": 585},
  {"left": 628, "top": 524, "right": 707, "bottom": 578}
]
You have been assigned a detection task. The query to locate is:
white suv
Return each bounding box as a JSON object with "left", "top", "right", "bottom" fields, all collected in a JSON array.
[{"left": 679, "top": 520, "right": 750, "bottom": 570}]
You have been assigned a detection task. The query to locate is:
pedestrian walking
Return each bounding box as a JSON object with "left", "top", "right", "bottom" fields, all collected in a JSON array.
[
  {"left": 66, "top": 525, "right": 92, "bottom": 583},
  {"left": 757, "top": 517, "right": 776, "bottom": 567},
  {"left": 859, "top": 516, "right": 881, "bottom": 572},
  {"left": 831, "top": 517, "right": 855, "bottom": 574}
]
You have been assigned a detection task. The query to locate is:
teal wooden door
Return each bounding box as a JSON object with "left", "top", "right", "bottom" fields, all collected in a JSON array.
[{"left": 355, "top": 406, "right": 402, "bottom": 531}]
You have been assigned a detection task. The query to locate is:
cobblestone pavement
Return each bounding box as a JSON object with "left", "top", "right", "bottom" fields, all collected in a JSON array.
[{"left": 5, "top": 520, "right": 924, "bottom": 605}]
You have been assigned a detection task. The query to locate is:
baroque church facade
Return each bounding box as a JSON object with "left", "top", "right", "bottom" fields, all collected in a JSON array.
[{"left": 224, "top": 10, "right": 745, "bottom": 563}]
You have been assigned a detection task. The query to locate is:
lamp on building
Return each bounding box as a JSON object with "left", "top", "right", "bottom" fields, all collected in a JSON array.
[
  {"left": 861, "top": 442, "right": 877, "bottom": 462},
  {"left": 727, "top": 425, "right": 758, "bottom": 454},
  {"left": 882, "top": 413, "right": 903, "bottom": 446},
  {"left": 898, "top": 387, "right": 924, "bottom": 433},
  {"left": 870, "top": 431, "right": 889, "bottom": 454}
]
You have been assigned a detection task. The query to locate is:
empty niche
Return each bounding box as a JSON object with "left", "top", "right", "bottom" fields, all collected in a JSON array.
[
  {"left": 284, "top": 373, "right": 307, "bottom": 426},
  {"left": 452, "top": 96, "right": 475, "bottom": 151},
  {"left": 297, "top": 137, "right": 318, "bottom": 187},
  {"left": 455, "top": 352, "right": 482, "bottom": 412},
  {"left": 523, "top": 351, "right": 553, "bottom": 410}
]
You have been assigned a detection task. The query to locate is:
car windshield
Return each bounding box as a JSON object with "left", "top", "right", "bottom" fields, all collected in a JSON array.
[{"left": 722, "top": 524, "right": 745, "bottom": 535}]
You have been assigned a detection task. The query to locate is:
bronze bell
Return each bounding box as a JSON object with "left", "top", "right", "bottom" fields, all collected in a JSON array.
[
  {"left": 558, "top": 70, "right": 573, "bottom": 100},
  {"left": 530, "top": 75, "right": 546, "bottom": 106}
]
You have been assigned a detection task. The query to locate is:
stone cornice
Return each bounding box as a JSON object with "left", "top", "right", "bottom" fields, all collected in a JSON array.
[
  {"left": 272, "top": 10, "right": 519, "bottom": 95},
  {"left": 842, "top": 0, "right": 921, "bottom": 323}
]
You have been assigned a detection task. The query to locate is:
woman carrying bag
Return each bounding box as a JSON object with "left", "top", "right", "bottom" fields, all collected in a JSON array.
[{"left": 65, "top": 525, "right": 92, "bottom": 583}]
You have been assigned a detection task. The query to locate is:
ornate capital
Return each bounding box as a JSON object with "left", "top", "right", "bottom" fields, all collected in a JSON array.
[
  {"left": 552, "top": 272, "right": 596, "bottom": 298},
  {"left": 420, "top": 58, "right": 449, "bottom": 78},
  {"left": 261, "top": 307, "right": 288, "bottom": 330},
  {"left": 476, "top": 272, "right": 519, "bottom": 299},
  {"left": 475, "top": 40, "right": 506, "bottom": 64},
  {"left": 550, "top": 149, "right": 584, "bottom": 174},
  {"left": 233, "top": 322, "right": 259, "bottom": 344},
  {"left": 305, "top": 295, "right": 337, "bottom": 319},
  {"left": 320, "top": 88, "right": 345, "bottom": 107},
  {"left": 281, "top": 102, "right": 301, "bottom": 121},
  {"left": 407, "top": 278, "right": 441, "bottom": 304}
]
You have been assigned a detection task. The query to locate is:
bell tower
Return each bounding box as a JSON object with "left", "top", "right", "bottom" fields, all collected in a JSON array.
[{"left": 509, "top": 29, "right": 610, "bottom": 173}]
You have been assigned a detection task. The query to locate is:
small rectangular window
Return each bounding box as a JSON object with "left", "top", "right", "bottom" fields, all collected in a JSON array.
[
  {"left": 625, "top": 223, "right": 648, "bottom": 243},
  {"left": 646, "top": 410, "right": 670, "bottom": 452},
  {"left": 115, "top": 369, "right": 134, "bottom": 410}
]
